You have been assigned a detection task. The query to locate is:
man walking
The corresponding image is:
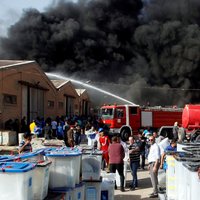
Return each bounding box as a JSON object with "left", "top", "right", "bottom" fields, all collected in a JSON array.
[
  {"left": 128, "top": 136, "right": 140, "bottom": 190},
  {"left": 108, "top": 136, "right": 125, "bottom": 192},
  {"left": 147, "top": 136, "right": 161, "bottom": 198}
]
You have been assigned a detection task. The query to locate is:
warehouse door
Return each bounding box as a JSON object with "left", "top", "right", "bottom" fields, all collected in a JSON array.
[
  {"left": 22, "top": 86, "right": 44, "bottom": 124},
  {"left": 65, "top": 96, "right": 74, "bottom": 117},
  {"left": 30, "top": 88, "right": 44, "bottom": 121}
]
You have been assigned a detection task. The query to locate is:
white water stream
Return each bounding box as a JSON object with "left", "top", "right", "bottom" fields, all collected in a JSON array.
[{"left": 46, "top": 72, "right": 137, "bottom": 105}]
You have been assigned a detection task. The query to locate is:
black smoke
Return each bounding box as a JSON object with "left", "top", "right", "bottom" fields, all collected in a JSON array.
[
  {"left": 141, "top": 0, "right": 200, "bottom": 25},
  {"left": 0, "top": 0, "right": 200, "bottom": 107},
  {"left": 135, "top": 0, "right": 200, "bottom": 105}
]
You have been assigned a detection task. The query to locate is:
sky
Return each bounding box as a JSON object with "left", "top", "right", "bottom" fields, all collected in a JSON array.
[{"left": 0, "top": 0, "right": 75, "bottom": 36}]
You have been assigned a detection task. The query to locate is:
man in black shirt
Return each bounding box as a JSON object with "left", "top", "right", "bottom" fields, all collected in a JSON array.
[{"left": 137, "top": 133, "right": 147, "bottom": 170}]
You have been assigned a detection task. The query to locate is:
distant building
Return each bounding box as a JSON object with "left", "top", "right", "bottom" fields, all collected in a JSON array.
[
  {"left": 0, "top": 60, "right": 90, "bottom": 129},
  {"left": 75, "top": 89, "right": 90, "bottom": 116},
  {"left": 52, "top": 80, "right": 82, "bottom": 117}
]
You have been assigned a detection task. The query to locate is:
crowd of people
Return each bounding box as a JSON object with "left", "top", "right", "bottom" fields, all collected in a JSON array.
[
  {"left": 12, "top": 116, "right": 181, "bottom": 197},
  {"left": 85, "top": 125, "right": 160, "bottom": 195},
  {"left": 6, "top": 115, "right": 104, "bottom": 153},
  {"left": 93, "top": 124, "right": 179, "bottom": 198}
]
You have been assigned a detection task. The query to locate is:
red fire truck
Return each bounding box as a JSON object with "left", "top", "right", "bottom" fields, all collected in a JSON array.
[{"left": 100, "top": 104, "right": 183, "bottom": 141}]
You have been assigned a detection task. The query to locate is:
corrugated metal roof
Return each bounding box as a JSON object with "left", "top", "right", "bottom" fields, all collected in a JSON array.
[{"left": 0, "top": 60, "right": 34, "bottom": 69}]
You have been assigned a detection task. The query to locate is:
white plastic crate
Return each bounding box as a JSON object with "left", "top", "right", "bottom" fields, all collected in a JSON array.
[
  {"left": 166, "top": 155, "right": 176, "bottom": 200},
  {"left": 84, "top": 180, "right": 102, "bottom": 200},
  {"left": 2, "top": 131, "right": 17, "bottom": 145},
  {"left": 32, "top": 161, "right": 51, "bottom": 200},
  {"left": 101, "top": 174, "right": 115, "bottom": 200},
  {"left": 0, "top": 162, "right": 36, "bottom": 200},
  {"left": 82, "top": 150, "right": 103, "bottom": 166},
  {"left": 184, "top": 162, "right": 200, "bottom": 200},
  {"left": 50, "top": 188, "right": 74, "bottom": 200},
  {"left": 175, "top": 156, "right": 200, "bottom": 200},
  {"left": 46, "top": 151, "right": 81, "bottom": 189},
  {"left": 82, "top": 155, "right": 101, "bottom": 181},
  {"left": 18, "top": 149, "right": 45, "bottom": 162},
  {"left": 73, "top": 183, "right": 85, "bottom": 200}
]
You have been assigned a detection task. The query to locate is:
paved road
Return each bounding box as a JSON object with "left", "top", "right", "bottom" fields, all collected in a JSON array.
[{"left": 114, "top": 167, "right": 159, "bottom": 200}]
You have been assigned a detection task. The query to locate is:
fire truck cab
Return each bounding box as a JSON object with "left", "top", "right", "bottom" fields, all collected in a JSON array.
[
  {"left": 101, "top": 104, "right": 140, "bottom": 141},
  {"left": 101, "top": 104, "right": 182, "bottom": 141}
]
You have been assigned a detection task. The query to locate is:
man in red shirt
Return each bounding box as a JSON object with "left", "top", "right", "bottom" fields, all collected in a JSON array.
[
  {"left": 108, "top": 136, "right": 125, "bottom": 192},
  {"left": 99, "top": 128, "right": 110, "bottom": 169}
]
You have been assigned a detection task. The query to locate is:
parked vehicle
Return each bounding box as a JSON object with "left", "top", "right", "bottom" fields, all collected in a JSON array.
[
  {"left": 100, "top": 104, "right": 182, "bottom": 141},
  {"left": 157, "top": 126, "right": 174, "bottom": 139}
]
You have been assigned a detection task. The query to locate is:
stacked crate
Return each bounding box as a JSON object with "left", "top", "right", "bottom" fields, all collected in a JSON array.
[{"left": 82, "top": 150, "right": 103, "bottom": 200}]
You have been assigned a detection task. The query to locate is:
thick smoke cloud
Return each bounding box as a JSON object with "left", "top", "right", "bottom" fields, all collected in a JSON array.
[
  {"left": 0, "top": 0, "right": 200, "bottom": 107},
  {"left": 136, "top": 0, "right": 200, "bottom": 105},
  {"left": 141, "top": 0, "right": 200, "bottom": 25}
]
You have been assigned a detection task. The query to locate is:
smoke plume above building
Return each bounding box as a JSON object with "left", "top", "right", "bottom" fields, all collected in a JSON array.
[{"left": 0, "top": 0, "right": 200, "bottom": 106}]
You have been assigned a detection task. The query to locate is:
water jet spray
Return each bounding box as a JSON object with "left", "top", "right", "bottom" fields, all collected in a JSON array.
[{"left": 46, "top": 72, "right": 137, "bottom": 106}]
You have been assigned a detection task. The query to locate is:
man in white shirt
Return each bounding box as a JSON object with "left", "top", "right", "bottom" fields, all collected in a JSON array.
[
  {"left": 153, "top": 131, "right": 164, "bottom": 144},
  {"left": 147, "top": 136, "right": 161, "bottom": 198}
]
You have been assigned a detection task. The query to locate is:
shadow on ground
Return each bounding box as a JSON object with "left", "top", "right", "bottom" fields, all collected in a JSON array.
[
  {"left": 115, "top": 194, "right": 158, "bottom": 200},
  {"left": 126, "top": 177, "right": 152, "bottom": 189},
  {"left": 115, "top": 194, "right": 141, "bottom": 200}
]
